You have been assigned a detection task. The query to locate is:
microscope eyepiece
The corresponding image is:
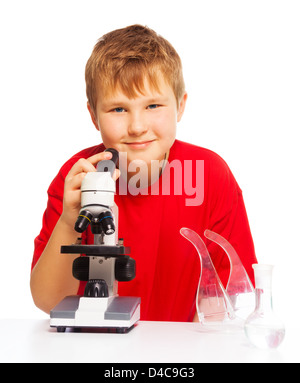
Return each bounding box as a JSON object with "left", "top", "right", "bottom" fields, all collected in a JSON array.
[
  {"left": 105, "top": 148, "right": 119, "bottom": 166},
  {"left": 97, "top": 148, "right": 119, "bottom": 175}
]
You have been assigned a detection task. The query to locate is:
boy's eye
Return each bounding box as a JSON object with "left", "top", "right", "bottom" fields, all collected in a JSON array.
[
  {"left": 147, "top": 104, "right": 159, "bottom": 110},
  {"left": 113, "top": 107, "right": 125, "bottom": 113}
]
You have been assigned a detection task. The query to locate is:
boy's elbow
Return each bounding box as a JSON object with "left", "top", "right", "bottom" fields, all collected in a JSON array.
[
  {"left": 30, "top": 267, "right": 79, "bottom": 315},
  {"left": 30, "top": 271, "right": 55, "bottom": 315},
  {"left": 30, "top": 278, "right": 50, "bottom": 315}
]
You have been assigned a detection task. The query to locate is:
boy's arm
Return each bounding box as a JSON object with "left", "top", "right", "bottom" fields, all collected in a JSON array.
[
  {"left": 30, "top": 151, "right": 118, "bottom": 314},
  {"left": 30, "top": 217, "right": 80, "bottom": 313}
]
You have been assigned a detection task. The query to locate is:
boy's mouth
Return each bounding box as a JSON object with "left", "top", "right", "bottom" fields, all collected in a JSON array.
[{"left": 124, "top": 139, "right": 155, "bottom": 149}]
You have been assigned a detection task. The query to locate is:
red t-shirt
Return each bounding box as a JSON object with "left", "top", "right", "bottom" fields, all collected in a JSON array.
[{"left": 32, "top": 140, "right": 257, "bottom": 321}]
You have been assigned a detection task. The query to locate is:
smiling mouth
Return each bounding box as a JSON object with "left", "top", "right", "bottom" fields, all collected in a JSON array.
[{"left": 124, "top": 139, "right": 155, "bottom": 148}]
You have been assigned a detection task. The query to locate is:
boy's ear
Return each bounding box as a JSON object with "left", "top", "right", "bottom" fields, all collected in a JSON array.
[
  {"left": 177, "top": 92, "right": 188, "bottom": 122},
  {"left": 87, "top": 102, "right": 100, "bottom": 131}
]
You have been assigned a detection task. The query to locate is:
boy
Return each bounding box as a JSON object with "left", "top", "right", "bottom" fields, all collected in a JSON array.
[{"left": 30, "top": 24, "right": 257, "bottom": 321}]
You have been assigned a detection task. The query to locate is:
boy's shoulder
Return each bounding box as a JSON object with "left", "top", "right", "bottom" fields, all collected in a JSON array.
[
  {"left": 172, "top": 140, "right": 237, "bottom": 186},
  {"left": 172, "top": 140, "right": 228, "bottom": 165}
]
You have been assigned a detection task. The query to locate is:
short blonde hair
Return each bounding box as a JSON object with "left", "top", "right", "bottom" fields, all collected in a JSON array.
[{"left": 85, "top": 24, "right": 185, "bottom": 114}]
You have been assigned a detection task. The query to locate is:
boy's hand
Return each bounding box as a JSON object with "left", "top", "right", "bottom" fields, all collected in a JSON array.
[{"left": 61, "top": 151, "right": 121, "bottom": 230}]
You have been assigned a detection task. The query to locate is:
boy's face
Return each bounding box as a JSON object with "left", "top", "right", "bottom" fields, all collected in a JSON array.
[{"left": 88, "top": 76, "right": 187, "bottom": 170}]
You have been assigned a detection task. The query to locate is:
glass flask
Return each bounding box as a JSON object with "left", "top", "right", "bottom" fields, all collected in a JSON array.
[
  {"left": 180, "top": 227, "right": 255, "bottom": 330},
  {"left": 204, "top": 230, "right": 255, "bottom": 319},
  {"left": 244, "top": 264, "right": 285, "bottom": 349},
  {"left": 180, "top": 227, "right": 235, "bottom": 325}
]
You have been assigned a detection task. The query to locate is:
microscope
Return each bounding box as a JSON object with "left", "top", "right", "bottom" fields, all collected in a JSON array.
[{"left": 50, "top": 148, "right": 141, "bottom": 333}]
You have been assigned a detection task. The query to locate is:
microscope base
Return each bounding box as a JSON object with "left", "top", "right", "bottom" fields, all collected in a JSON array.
[{"left": 50, "top": 295, "right": 140, "bottom": 333}]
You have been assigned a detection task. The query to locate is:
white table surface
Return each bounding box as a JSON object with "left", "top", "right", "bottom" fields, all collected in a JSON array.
[{"left": 0, "top": 318, "right": 298, "bottom": 363}]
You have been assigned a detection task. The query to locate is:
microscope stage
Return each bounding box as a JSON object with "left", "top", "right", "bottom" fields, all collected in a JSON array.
[{"left": 61, "top": 244, "right": 130, "bottom": 257}]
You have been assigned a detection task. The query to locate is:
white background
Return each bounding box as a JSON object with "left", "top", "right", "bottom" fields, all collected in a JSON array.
[{"left": 0, "top": 0, "right": 299, "bottom": 336}]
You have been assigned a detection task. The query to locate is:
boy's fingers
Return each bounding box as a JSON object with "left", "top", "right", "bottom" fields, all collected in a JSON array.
[
  {"left": 67, "top": 172, "right": 87, "bottom": 189},
  {"left": 87, "top": 151, "right": 112, "bottom": 166},
  {"left": 67, "top": 152, "right": 112, "bottom": 177},
  {"left": 112, "top": 168, "right": 121, "bottom": 181},
  {"left": 87, "top": 151, "right": 121, "bottom": 180},
  {"left": 67, "top": 158, "right": 96, "bottom": 176},
  {"left": 68, "top": 151, "right": 120, "bottom": 181}
]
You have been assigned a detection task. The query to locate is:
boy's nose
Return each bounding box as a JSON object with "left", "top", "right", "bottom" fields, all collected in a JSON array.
[{"left": 128, "top": 112, "right": 148, "bottom": 136}]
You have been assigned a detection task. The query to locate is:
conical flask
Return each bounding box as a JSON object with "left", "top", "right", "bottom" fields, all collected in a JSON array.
[{"left": 244, "top": 264, "right": 285, "bottom": 349}]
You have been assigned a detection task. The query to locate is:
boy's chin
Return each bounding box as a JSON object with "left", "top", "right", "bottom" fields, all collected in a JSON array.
[{"left": 126, "top": 151, "right": 166, "bottom": 165}]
